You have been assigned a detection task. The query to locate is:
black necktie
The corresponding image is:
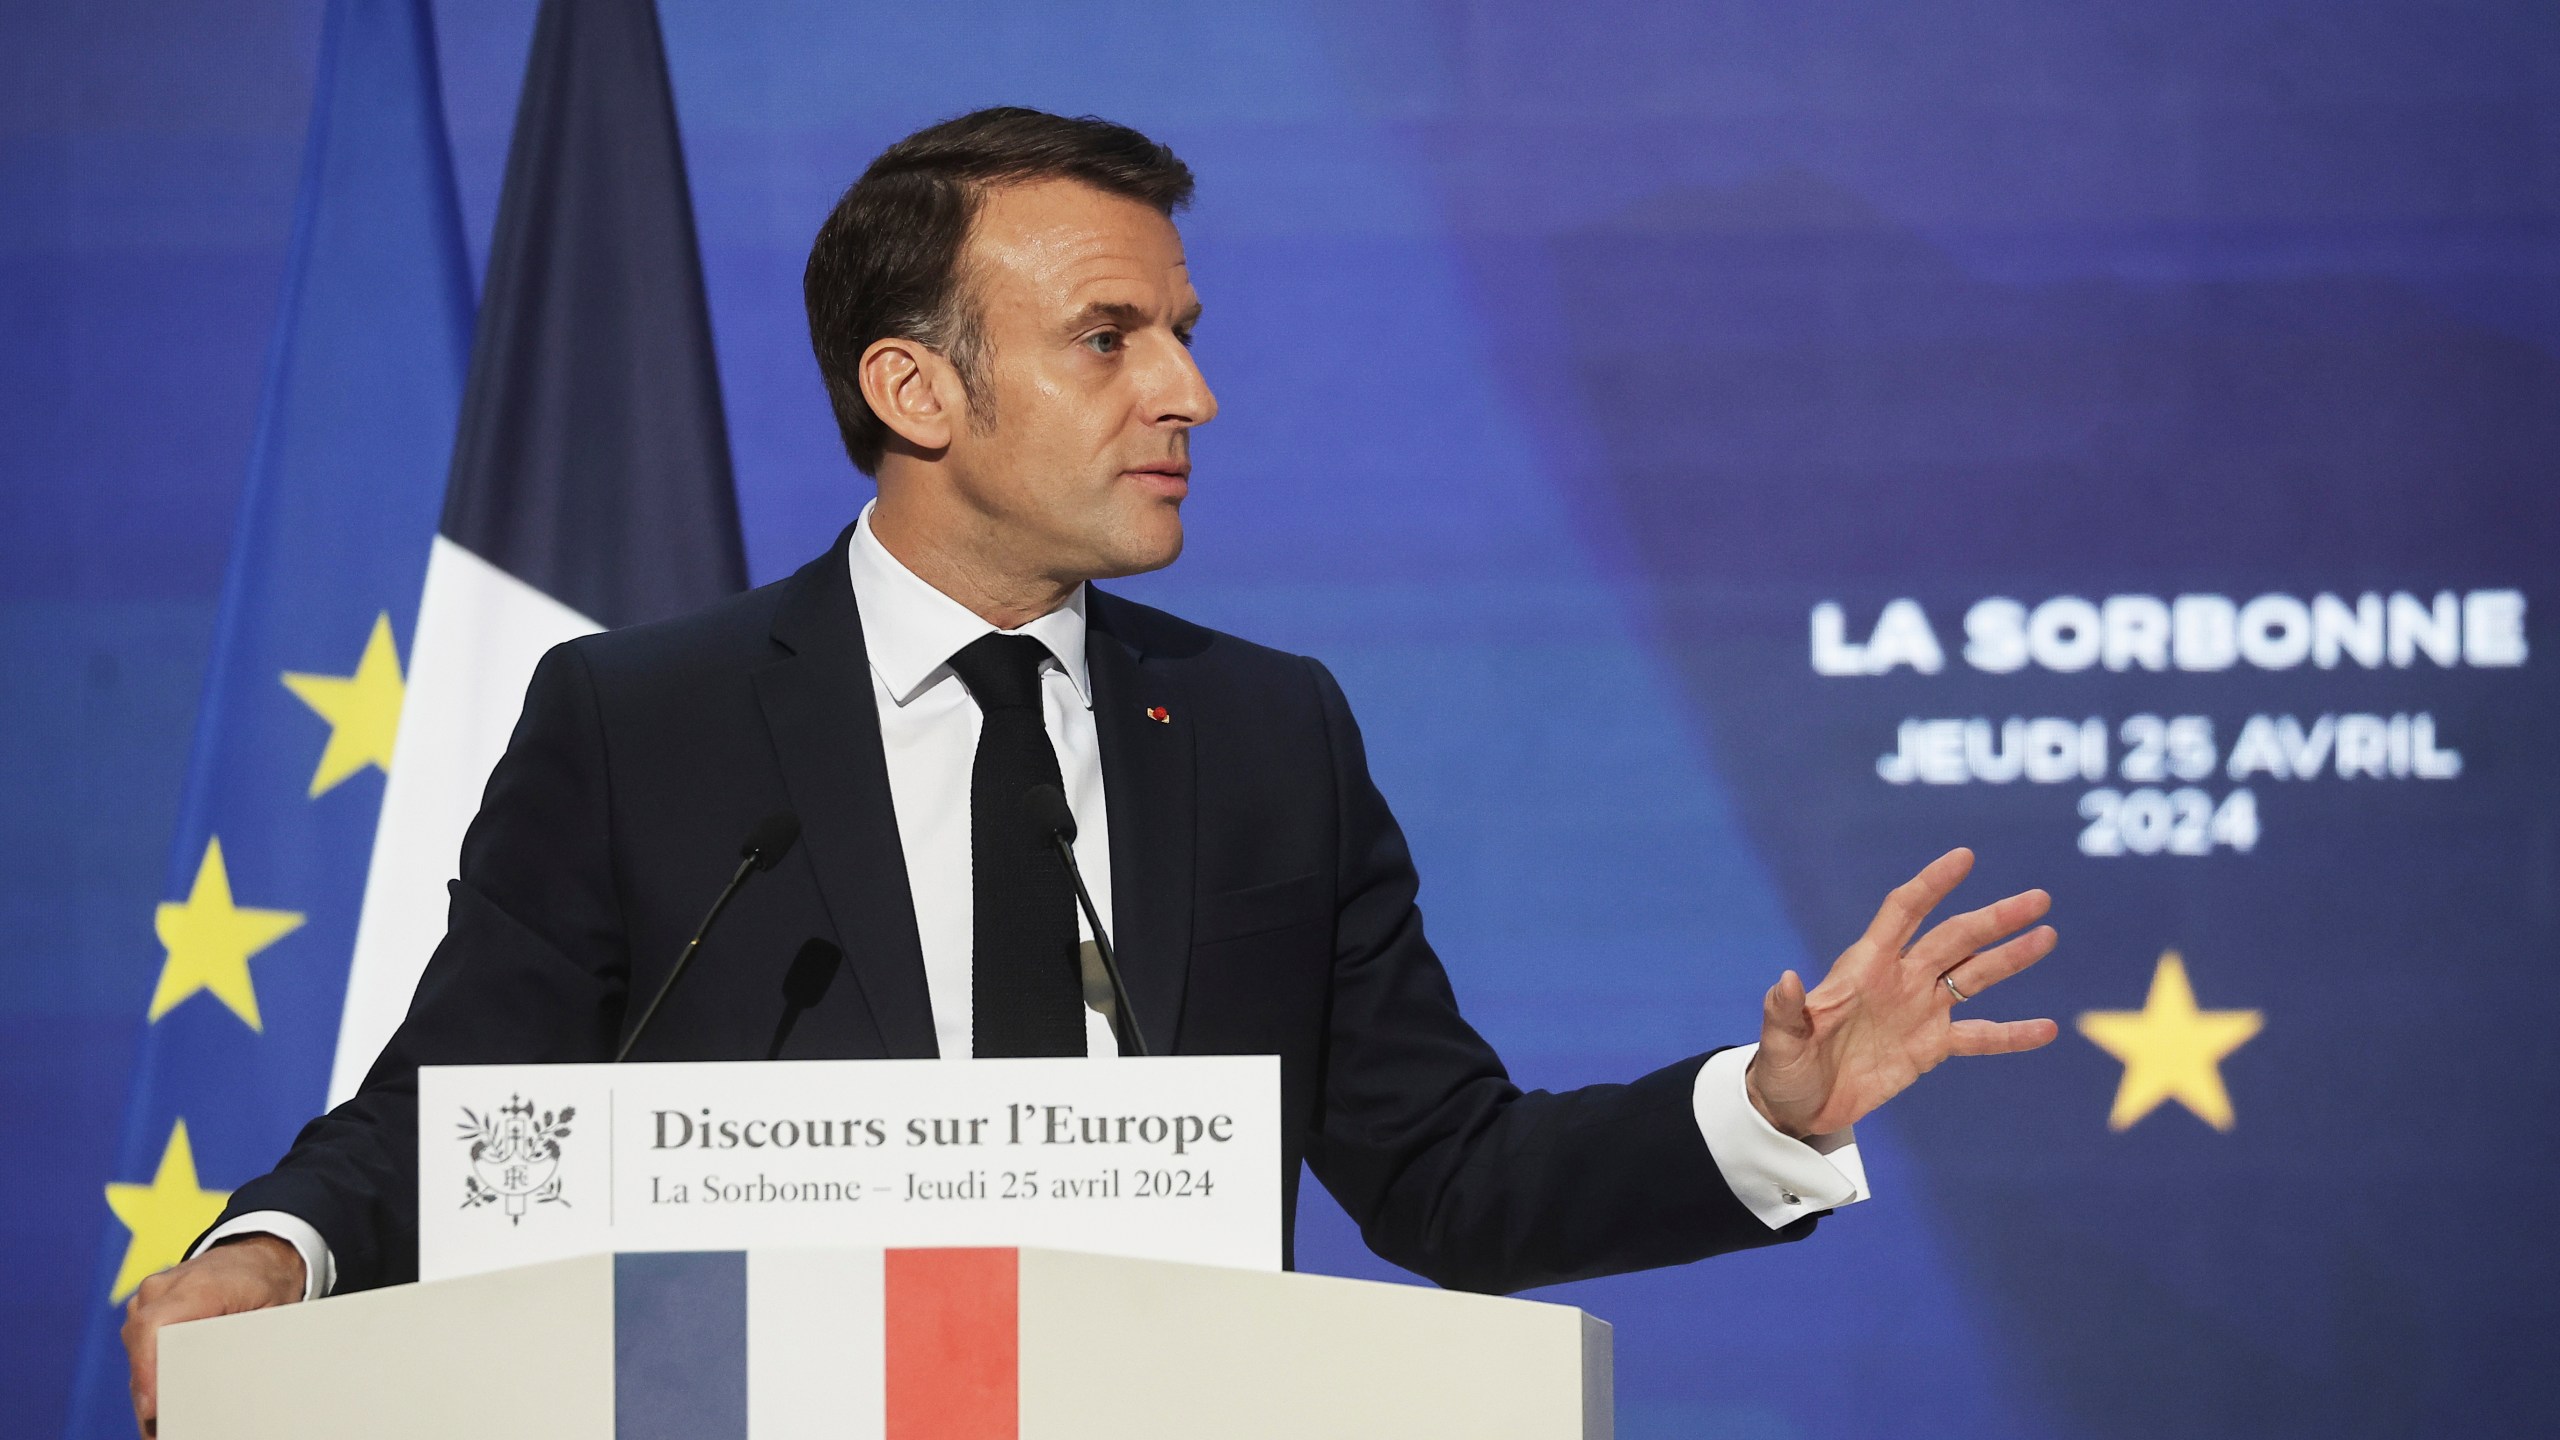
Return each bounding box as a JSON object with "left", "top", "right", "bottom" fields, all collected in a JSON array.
[{"left": 945, "top": 633, "right": 1086, "bottom": 1057}]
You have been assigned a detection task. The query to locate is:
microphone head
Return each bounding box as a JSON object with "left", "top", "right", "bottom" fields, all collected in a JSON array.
[
  {"left": 1023, "top": 783, "right": 1077, "bottom": 843},
  {"left": 780, "top": 937, "right": 843, "bottom": 1009},
  {"left": 743, "top": 812, "right": 802, "bottom": 871}
]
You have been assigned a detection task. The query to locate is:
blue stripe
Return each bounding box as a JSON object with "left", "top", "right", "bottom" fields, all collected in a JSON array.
[
  {"left": 436, "top": 0, "right": 744, "bottom": 629},
  {"left": 615, "top": 1251, "right": 747, "bottom": 1440}
]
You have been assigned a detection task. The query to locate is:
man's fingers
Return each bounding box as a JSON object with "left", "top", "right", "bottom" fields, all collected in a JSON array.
[
  {"left": 1859, "top": 847, "right": 1975, "bottom": 951},
  {"left": 1948, "top": 1016, "right": 2060, "bottom": 1056},
  {"left": 1909, "top": 887, "right": 2050, "bottom": 967},
  {"left": 1940, "top": 924, "right": 2057, "bottom": 998},
  {"left": 120, "top": 1241, "right": 305, "bottom": 1437},
  {"left": 123, "top": 1291, "right": 159, "bottom": 1435},
  {"left": 1762, "top": 969, "right": 1811, "bottom": 1041}
]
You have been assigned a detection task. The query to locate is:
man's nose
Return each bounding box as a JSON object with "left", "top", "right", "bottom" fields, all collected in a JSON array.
[{"left": 1146, "top": 336, "right": 1217, "bottom": 429}]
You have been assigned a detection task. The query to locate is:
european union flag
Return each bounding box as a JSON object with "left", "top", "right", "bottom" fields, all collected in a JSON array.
[{"left": 61, "top": 0, "right": 472, "bottom": 1433}]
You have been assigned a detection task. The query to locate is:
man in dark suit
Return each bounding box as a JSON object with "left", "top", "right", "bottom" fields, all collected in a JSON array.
[{"left": 122, "top": 108, "right": 2060, "bottom": 1429}]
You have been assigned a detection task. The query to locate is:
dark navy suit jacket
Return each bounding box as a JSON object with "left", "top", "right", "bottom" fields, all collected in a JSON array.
[{"left": 221, "top": 531, "right": 1815, "bottom": 1293}]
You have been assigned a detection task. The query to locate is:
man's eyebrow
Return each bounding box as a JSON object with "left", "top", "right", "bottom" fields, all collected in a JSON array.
[
  {"left": 1062, "top": 301, "right": 1152, "bottom": 333},
  {"left": 1060, "top": 299, "right": 1203, "bottom": 333}
]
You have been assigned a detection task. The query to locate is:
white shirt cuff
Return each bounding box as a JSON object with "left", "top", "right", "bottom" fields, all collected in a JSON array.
[
  {"left": 1692, "top": 1043, "right": 1872, "bottom": 1229},
  {"left": 190, "top": 1211, "right": 337, "bottom": 1301}
]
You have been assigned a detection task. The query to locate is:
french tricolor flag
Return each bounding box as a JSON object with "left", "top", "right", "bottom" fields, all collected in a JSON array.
[{"left": 329, "top": 0, "right": 747, "bottom": 1102}]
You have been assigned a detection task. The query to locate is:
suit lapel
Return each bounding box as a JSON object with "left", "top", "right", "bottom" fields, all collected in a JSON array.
[
  {"left": 752, "top": 534, "right": 940, "bottom": 1058},
  {"left": 1086, "top": 594, "right": 1195, "bottom": 1054}
]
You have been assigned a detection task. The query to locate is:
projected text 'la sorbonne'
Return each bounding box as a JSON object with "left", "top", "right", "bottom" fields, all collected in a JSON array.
[{"left": 1813, "top": 588, "right": 2526, "bottom": 856}]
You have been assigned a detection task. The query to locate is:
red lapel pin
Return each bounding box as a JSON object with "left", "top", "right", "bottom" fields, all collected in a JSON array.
[{"left": 1145, "top": 706, "right": 1171, "bottom": 724}]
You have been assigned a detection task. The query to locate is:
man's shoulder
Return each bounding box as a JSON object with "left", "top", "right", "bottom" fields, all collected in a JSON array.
[
  {"left": 1087, "top": 586, "right": 1323, "bottom": 689},
  {"left": 557, "top": 569, "right": 797, "bottom": 689},
  {"left": 537, "top": 559, "right": 1341, "bottom": 709}
]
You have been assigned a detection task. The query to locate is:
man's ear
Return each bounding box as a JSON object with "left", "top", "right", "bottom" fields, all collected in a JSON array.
[{"left": 857, "top": 336, "right": 963, "bottom": 454}]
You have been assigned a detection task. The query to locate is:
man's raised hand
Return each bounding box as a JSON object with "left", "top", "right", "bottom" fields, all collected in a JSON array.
[{"left": 1745, "top": 847, "right": 2059, "bottom": 1140}]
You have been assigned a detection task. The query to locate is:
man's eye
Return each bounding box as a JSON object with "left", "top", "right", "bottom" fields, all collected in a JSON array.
[
  {"left": 1174, "top": 329, "right": 1194, "bottom": 350},
  {"left": 1084, "top": 330, "right": 1122, "bottom": 355}
]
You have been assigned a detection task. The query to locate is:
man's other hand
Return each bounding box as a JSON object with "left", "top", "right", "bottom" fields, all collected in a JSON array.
[
  {"left": 1748, "top": 847, "right": 2060, "bottom": 1139},
  {"left": 122, "top": 1234, "right": 305, "bottom": 1436}
]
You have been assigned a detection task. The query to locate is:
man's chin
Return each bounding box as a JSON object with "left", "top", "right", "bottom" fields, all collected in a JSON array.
[{"left": 1084, "top": 519, "right": 1184, "bottom": 581}]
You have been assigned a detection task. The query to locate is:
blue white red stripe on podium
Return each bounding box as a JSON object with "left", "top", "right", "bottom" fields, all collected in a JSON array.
[{"left": 609, "top": 1249, "right": 1020, "bottom": 1440}]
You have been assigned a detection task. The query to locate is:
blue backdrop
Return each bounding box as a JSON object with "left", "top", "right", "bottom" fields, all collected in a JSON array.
[{"left": 7, "top": 3, "right": 2555, "bottom": 1435}]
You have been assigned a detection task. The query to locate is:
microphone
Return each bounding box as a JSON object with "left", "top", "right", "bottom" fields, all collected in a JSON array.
[
  {"left": 763, "top": 937, "right": 843, "bottom": 1061},
  {"left": 1023, "top": 783, "right": 1149, "bottom": 1057},
  {"left": 617, "top": 811, "right": 802, "bottom": 1062}
]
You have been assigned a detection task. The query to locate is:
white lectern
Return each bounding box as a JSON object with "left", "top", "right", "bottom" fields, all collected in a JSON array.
[{"left": 159, "top": 1246, "right": 1612, "bottom": 1439}]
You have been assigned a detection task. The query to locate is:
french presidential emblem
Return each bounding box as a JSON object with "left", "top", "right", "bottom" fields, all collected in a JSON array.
[{"left": 457, "top": 1094, "right": 573, "bottom": 1224}]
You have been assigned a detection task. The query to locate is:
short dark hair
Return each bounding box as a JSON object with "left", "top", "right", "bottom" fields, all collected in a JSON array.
[{"left": 803, "top": 107, "right": 1196, "bottom": 475}]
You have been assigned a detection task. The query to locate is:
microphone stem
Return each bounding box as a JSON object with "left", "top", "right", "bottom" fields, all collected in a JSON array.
[
  {"left": 1050, "top": 832, "right": 1148, "bottom": 1057},
  {"left": 617, "top": 850, "right": 757, "bottom": 1063}
]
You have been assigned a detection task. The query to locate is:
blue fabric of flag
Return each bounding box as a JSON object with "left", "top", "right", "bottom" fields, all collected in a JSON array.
[
  {"left": 441, "top": 0, "right": 747, "bottom": 626},
  {"left": 59, "top": 1, "right": 473, "bottom": 1433}
]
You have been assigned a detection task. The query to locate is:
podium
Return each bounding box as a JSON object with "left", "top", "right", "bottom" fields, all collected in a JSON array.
[{"left": 159, "top": 1246, "right": 1613, "bottom": 1438}]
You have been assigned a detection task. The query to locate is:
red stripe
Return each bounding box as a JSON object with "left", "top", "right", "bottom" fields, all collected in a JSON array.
[{"left": 885, "top": 1248, "right": 1018, "bottom": 1439}]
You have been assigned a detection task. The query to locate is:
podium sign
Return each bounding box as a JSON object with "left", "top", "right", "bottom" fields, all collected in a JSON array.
[{"left": 417, "top": 1056, "right": 1279, "bottom": 1281}]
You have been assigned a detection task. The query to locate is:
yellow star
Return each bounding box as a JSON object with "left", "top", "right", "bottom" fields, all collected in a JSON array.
[
  {"left": 281, "top": 611, "right": 406, "bottom": 797},
  {"left": 2077, "top": 951, "right": 2263, "bottom": 1131},
  {"left": 149, "top": 837, "right": 304, "bottom": 1030},
  {"left": 104, "top": 1119, "right": 232, "bottom": 1302}
]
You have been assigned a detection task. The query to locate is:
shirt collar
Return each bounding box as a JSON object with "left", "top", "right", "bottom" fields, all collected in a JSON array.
[{"left": 845, "top": 499, "right": 1091, "bottom": 709}]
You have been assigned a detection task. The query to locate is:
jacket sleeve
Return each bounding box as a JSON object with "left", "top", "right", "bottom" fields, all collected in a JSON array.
[
  {"left": 211, "top": 640, "right": 631, "bottom": 1292},
  {"left": 1296, "top": 657, "right": 1817, "bottom": 1294}
]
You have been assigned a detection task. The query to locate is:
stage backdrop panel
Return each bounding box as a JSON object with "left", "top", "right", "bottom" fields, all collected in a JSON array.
[{"left": 8, "top": 3, "right": 2555, "bottom": 1437}]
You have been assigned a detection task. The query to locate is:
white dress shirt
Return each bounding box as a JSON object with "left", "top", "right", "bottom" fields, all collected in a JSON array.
[
  {"left": 200, "top": 499, "right": 1865, "bottom": 1297},
  {"left": 845, "top": 502, "right": 1122, "bottom": 1062}
]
